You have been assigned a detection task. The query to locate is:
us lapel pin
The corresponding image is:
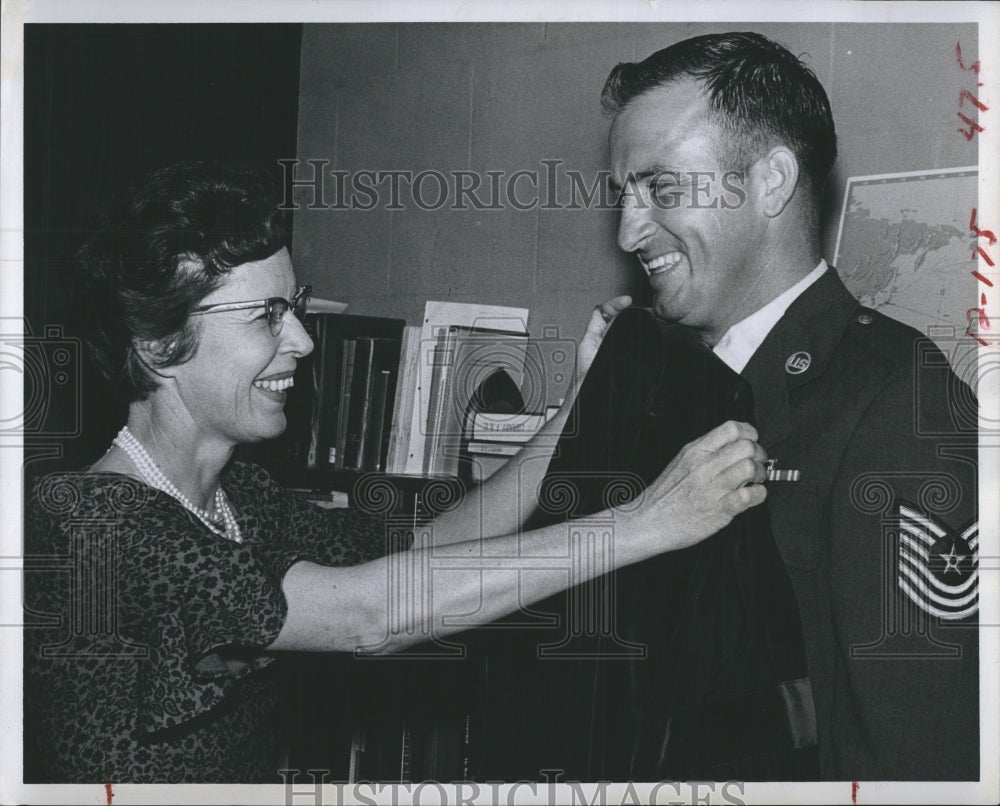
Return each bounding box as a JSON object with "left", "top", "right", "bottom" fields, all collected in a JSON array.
[{"left": 785, "top": 351, "right": 811, "bottom": 374}]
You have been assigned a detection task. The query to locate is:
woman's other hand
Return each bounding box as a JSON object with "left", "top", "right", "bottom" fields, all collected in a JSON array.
[
  {"left": 577, "top": 295, "right": 632, "bottom": 381},
  {"left": 619, "top": 420, "right": 767, "bottom": 554}
]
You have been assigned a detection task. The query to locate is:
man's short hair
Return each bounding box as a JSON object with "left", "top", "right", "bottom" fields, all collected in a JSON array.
[{"left": 602, "top": 32, "right": 837, "bottom": 205}]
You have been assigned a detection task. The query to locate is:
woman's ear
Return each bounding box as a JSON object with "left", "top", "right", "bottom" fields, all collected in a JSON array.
[{"left": 132, "top": 338, "right": 177, "bottom": 378}]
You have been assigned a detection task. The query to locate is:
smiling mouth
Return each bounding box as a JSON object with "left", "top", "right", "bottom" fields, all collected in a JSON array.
[
  {"left": 640, "top": 251, "right": 683, "bottom": 277},
  {"left": 253, "top": 376, "right": 295, "bottom": 393}
]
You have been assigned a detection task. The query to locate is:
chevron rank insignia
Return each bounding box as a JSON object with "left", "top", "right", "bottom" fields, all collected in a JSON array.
[{"left": 897, "top": 503, "right": 979, "bottom": 620}]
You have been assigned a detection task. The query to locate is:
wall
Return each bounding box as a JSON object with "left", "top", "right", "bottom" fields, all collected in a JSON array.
[
  {"left": 293, "top": 22, "right": 978, "bottom": 402},
  {"left": 23, "top": 23, "right": 303, "bottom": 475}
]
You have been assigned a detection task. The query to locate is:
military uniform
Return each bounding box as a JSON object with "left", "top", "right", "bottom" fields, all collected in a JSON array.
[
  {"left": 473, "top": 308, "right": 819, "bottom": 781},
  {"left": 740, "top": 268, "right": 979, "bottom": 780}
]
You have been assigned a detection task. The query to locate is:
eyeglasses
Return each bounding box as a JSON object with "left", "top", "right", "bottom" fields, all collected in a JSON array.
[{"left": 191, "top": 285, "right": 312, "bottom": 336}]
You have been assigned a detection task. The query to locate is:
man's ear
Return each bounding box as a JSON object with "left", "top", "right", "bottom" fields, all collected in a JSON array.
[
  {"left": 132, "top": 338, "right": 177, "bottom": 378},
  {"left": 758, "top": 146, "right": 800, "bottom": 218}
]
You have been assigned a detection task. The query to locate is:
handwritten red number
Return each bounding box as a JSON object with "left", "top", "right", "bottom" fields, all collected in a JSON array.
[
  {"left": 970, "top": 209, "right": 997, "bottom": 266},
  {"left": 956, "top": 43, "right": 986, "bottom": 139},
  {"left": 967, "top": 293, "right": 991, "bottom": 346},
  {"left": 957, "top": 112, "right": 986, "bottom": 140},
  {"left": 970, "top": 208, "right": 997, "bottom": 244},
  {"left": 968, "top": 206, "right": 994, "bottom": 345},
  {"left": 959, "top": 89, "right": 989, "bottom": 112},
  {"left": 975, "top": 247, "right": 996, "bottom": 267},
  {"left": 956, "top": 42, "right": 982, "bottom": 76}
]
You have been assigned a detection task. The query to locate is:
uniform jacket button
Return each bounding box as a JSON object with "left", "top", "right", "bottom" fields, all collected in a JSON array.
[{"left": 857, "top": 313, "right": 873, "bottom": 325}]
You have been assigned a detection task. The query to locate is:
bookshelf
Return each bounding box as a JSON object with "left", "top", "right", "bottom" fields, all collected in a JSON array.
[{"left": 247, "top": 303, "right": 544, "bottom": 782}]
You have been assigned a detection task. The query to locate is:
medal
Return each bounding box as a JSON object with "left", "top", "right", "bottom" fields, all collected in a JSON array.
[{"left": 766, "top": 459, "right": 801, "bottom": 482}]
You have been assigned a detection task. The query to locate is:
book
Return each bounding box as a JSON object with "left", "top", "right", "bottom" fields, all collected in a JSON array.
[
  {"left": 344, "top": 337, "right": 373, "bottom": 470},
  {"left": 422, "top": 326, "right": 461, "bottom": 475},
  {"left": 466, "top": 441, "right": 523, "bottom": 456},
  {"left": 341, "top": 337, "right": 402, "bottom": 472},
  {"left": 401, "top": 301, "right": 529, "bottom": 476},
  {"left": 334, "top": 338, "right": 358, "bottom": 469},
  {"left": 385, "top": 326, "right": 421, "bottom": 474},
  {"left": 302, "top": 313, "right": 405, "bottom": 474},
  {"left": 364, "top": 368, "right": 392, "bottom": 472},
  {"left": 422, "top": 325, "right": 531, "bottom": 476},
  {"left": 470, "top": 411, "right": 547, "bottom": 442},
  {"left": 320, "top": 325, "right": 406, "bottom": 472}
]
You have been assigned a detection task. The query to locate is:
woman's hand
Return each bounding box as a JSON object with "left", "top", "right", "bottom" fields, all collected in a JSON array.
[
  {"left": 577, "top": 295, "right": 632, "bottom": 381},
  {"left": 619, "top": 420, "right": 768, "bottom": 556}
]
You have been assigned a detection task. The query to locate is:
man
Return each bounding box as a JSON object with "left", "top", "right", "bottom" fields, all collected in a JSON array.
[{"left": 601, "top": 31, "right": 978, "bottom": 780}]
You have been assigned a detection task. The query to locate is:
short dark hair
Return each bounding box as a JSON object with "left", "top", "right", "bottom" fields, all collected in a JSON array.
[
  {"left": 602, "top": 32, "right": 837, "bottom": 203},
  {"left": 75, "top": 162, "right": 289, "bottom": 401}
]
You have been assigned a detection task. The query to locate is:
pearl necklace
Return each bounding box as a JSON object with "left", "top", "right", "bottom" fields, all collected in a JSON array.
[{"left": 112, "top": 426, "right": 243, "bottom": 543}]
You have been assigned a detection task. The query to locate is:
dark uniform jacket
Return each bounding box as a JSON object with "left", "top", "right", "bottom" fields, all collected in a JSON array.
[
  {"left": 740, "top": 268, "right": 979, "bottom": 780},
  {"left": 474, "top": 305, "right": 820, "bottom": 781}
]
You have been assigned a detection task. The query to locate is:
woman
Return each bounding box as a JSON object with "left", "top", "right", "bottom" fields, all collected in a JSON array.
[{"left": 24, "top": 162, "right": 767, "bottom": 783}]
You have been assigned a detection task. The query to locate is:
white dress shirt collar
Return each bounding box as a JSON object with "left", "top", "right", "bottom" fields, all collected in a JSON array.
[{"left": 712, "top": 260, "right": 829, "bottom": 374}]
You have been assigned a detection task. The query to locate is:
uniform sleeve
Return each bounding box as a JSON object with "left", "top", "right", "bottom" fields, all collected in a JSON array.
[{"left": 826, "top": 362, "right": 978, "bottom": 780}]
